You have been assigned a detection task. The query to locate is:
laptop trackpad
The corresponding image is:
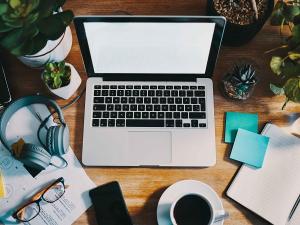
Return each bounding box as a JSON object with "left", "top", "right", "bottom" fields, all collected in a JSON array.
[{"left": 128, "top": 131, "right": 172, "bottom": 165}]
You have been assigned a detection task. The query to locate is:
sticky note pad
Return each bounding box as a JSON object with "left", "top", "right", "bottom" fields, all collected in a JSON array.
[
  {"left": 230, "top": 129, "right": 269, "bottom": 168},
  {"left": 225, "top": 112, "right": 258, "bottom": 143},
  {"left": 0, "top": 170, "right": 5, "bottom": 198}
]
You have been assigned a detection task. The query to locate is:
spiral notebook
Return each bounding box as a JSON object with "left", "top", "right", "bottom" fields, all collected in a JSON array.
[{"left": 227, "top": 123, "right": 300, "bottom": 225}]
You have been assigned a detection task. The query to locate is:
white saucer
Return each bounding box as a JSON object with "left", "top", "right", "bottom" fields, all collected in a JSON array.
[{"left": 157, "top": 180, "right": 224, "bottom": 225}]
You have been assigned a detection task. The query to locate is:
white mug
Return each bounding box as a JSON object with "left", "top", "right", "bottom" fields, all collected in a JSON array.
[{"left": 170, "top": 193, "right": 227, "bottom": 225}]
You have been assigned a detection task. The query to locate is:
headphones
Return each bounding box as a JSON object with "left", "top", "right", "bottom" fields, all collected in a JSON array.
[{"left": 0, "top": 95, "right": 69, "bottom": 171}]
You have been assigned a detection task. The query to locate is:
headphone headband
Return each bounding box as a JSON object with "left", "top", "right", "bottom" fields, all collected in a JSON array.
[{"left": 0, "top": 95, "right": 65, "bottom": 150}]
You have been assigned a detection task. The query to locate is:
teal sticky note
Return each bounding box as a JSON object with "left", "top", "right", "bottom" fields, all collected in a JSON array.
[
  {"left": 230, "top": 129, "right": 269, "bottom": 168},
  {"left": 225, "top": 112, "right": 258, "bottom": 143}
]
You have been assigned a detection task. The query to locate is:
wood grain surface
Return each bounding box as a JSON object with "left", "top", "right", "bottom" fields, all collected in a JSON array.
[{"left": 2, "top": 0, "right": 300, "bottom": 224}]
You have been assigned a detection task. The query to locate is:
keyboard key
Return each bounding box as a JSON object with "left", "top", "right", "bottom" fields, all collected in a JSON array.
[
  {"left": 125, "top": 90, "right": 131, "bottom": 96},
  {"left": 118, "top": 112, "right": 125, "bottom": 118},
  {"left": 177, "top": 105, "right": 184, "bottom": 111},
  {"left": 123, "top": 105, "right": 129, "bottom": 111},
  {"left": 92, "top": 119, "right": 99, "bottom": 127},
  {"left": 170, "top": 105, "right": 176, "bottom": 111},
  {"left": 168, "top": 98, "right": 174, "bottom": 104},
  {"left": 185, "top": 105, "right": 192, "bottom": 111},
  {"left": 166, "top": 86, "right": 173, "bottom": 89},
  {"left": 141, "top": 90, "right": 147, "bottom": 96},
  {"left": 156, "top": 90, "right": 163, "bottom": 96},
  {"left": 105, "top": 97, "right": 112, "bottom": 103},
  {"left": 138, "top": 105, "right": 145, "bottom": 111},
  {"left": 150, "top": 112, "right": 157, "bottom": 118},
  {"left": 179, "top": 91, "right": 186, "bottom": 97},
  {"left": 137, "top": 97, "right": 143, "bottom": 104},
  {"left": 115, "top": 105, "right": 121, "bottom": 111},
  {"left": 102, "top": 90, "right": 108, "bottom": 96},
  {"left": 118, "top": 85, "right": 125, "bottom": 89},
  {"left": 146, "top": 105, "right": 153, "bottom": 111},
  {"left": 107, "top": 104, "right": 114, "bottom": 111},
  {"left": 191, "top": 120, "right": 198, "bottom": 127},
  {"left": 150, "top": 85, "right": 157, "bottom": 89},
  {"left": 93, "top": 112, "right": 101, "bottom": 118},
  {"left": 162, "top": 105, "right": 168, "bottom": 111},
  {"left": 133, "top": 90, "right": 139, "bottom": 96},
  {"left": 174, "top": 112, "right": 180, "bottom": 118},
  {"left": 193, "top": 105, "right": 200, "bottom": 111},
  {"left": 116, "top": 119, "right": 125, "bottom": 127},
  {"left": 121, "top": 97, "right": 127, "bottom": 103},
  {"left": 102, "top": 85, "right": 109, "bottom": 89},
  {"left": 160, "top": 98, "right": 167, "bottom": 104},
  {"left": 126, "top": 112, "right": 133, "bottom": 118},
  {"left": 142, "top": 85, "right": 149, "bottom": 89},
  {"left": 198, "top": 86, "right": 205, "bottom": 89},
  {"left": 182, "top": 112, "right": 188, "bottom": 118},
  {"left": 158, "top": 112, "right": 164, "bottom": 118},
  {"left": 183, "top": 98, "right": 190, "bottom": 104},
  {"left": 93, "top": 104, "right": 106, "bottom": 111},
  {"left": 171, "top": 90, "right": 178, "bottom": 96},
  {"left": 142, "top": 112, "right": 149, "bottom": 118},
  {"left": 175, "top": 98, "right": 182, "bottom": 104},
  {"left": 117, "top": 90, "right": 124, "bottom": 96},
  {"left": 191, "top": 98, "right": 197, "bottom": 104},
  {"left": 113, "top": 97, "right": 120, "bottom": 103},
  {"left": 103, "top": 112, "right": 109, "bottom": 118},
  {"left": 94, "top": 90, "right": 101, "bottom": 96},
  {"left": 195, "top": 91, "right": 205, "bottom": 97},
  {"left": 190, "top": 86, "right": 197, "bottom": 89},
  {"left": 166, "top": 112, "right": 172, "bottom": 118},
  {"left": 182, "top": 86, "right": 188, "bottom": 89},
  {"left": 129, "top": 97, "right": 135, "bottom": 103},
  {"left": 126, "top": 85, "right": 133, "bottom": 89},
  {"left": 164, "top": 90, "right": 170, "bottom": 96},
  {"left": 134, "top": 85, "right": 141, "bottom": 89},
  {"left": 154, "top": 105, "right": 160, "bottom": 111},
  {"left": 199, "top": 123, "right": 207, "bottom": 127},
  {"left": 126, "top": 119, "right": 164, "bottom": 127},
  {"left": 189, "top": 112, "right": 206, "bottom": 119},
  {"left": 100, "top": 119, "right": 107, "bottom": 127},
  {"left": 158, "top": 86, "right": 165, "bottom": 89},
  {"left": 183, "top": 123, "right": 191, "bottom": 127},
  {"left": 130, "top": 105, "right": 137, "bottom": 111},
  {"left": 94, "top": 97, "right": 104, "bottom": 103},
  {"left": 152, "top": 98, "right": 159, "bottom": 104},
  {"left": 187, "top": 91, "right": 193, "bottom": 97},
  {"left": 109, "top": 90, "right": 116, "bottom": 96},
  {"left": 134, "top": 112, "right": 141, "bottom": 118},
  {"left": 111, "top": 112, "right": 117, "bottom": 118},
  {"left": 176, "top": 120, "right": 182, "bottom": 127},
  {"left": 108, "top": 119, "right": 115, "bottom": 127},
  {"left": 144, "top": 97, "right": 151, "bottom": 104},
  {"left": 166, "top": 120, "right": 174, "bottom": 127},
  {"left": 174, "top": 86, "right": 181, "bottom": 89},
  {"left": 110, "top": 85, "right": 117, "bottom": 89},
  {"left": 148, "top": 90, "right": 155, "bottom": 96},
  {"left": 94, "top": 85, "right": 101, "bottom": 89}
]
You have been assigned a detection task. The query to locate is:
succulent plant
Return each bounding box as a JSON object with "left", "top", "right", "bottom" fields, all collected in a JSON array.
[
  {"left": 222, "top": 63, "right": 258, "bottom": 100},
  {"left": 42, "top": 61, "right": 71, "bottom": 89},
  {"left": 0, "top": 0, "right": 74, "bottom": 56}
]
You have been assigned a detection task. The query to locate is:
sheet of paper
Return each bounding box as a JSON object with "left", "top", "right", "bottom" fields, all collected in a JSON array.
[
  {"left": 230, "top": 129, "right": 269, "bottom": 168},
  {"left": 0, "top": 104, "right": 96, "bottom": 225},
  {"left": 225, "top": 112, "right": 258, "bottom": 143},
  {"left": 0, "top": 170, "right": 5, "bottom": 198}
]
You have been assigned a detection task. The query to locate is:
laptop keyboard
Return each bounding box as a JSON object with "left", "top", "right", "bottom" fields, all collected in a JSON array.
[{"left": 92, "top": 84, "right": 207, "bottom": 128}]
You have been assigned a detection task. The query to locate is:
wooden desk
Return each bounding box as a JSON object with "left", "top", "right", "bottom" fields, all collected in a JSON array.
[{"left": 3, "top": 0, "right": 300, "bottom": 224}]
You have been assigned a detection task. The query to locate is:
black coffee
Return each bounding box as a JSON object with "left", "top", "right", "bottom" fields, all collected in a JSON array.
[{"left": 173, "top": 194, "right": 212, "bottom": 225}]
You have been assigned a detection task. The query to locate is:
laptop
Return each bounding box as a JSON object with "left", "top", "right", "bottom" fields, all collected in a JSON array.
[{"left": 74, "top": 16, "right": 226, "bottom": 167}]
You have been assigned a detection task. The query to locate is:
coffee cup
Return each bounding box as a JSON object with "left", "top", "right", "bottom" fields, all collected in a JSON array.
[{"left": 170, "top": 193, "right": 227, "bottom": 225}]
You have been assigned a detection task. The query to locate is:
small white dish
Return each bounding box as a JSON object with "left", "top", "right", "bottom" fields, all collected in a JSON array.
[{"left": 157, "top": 180, "right": 224, "bottom": 225}]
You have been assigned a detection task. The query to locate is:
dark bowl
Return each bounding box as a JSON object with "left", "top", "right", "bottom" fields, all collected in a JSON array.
[{"left": 207, "top": 0, "right": 274, "bottom": 46}]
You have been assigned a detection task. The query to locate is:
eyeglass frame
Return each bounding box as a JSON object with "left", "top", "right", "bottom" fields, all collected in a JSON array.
[{"left": 12, "top": 177, "right": 65, "bottom": 222}]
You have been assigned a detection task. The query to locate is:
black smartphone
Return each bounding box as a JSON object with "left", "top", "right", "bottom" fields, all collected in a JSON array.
[
  {"left": 89, "top": 181, "right": 133, "bottom": 225},
  {"left": 0, "top": 61, "right": 11, "bottom": 106}
]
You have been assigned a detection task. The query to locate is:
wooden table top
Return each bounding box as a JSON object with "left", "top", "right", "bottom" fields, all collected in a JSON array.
[{"left": 2, "top": 0, "right": 300, "bottom": 224}]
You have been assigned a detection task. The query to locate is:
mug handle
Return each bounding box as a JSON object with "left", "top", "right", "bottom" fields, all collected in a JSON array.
[{"left": 213, "top": 209, "right": 229, "bottom": 223}]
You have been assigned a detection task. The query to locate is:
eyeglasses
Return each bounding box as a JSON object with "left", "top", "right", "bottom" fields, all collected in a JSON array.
[{"left": 13, "top": 177, "right": 65, "bottom": 222}]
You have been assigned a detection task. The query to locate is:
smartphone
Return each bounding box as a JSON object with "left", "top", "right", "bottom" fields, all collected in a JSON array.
[
  {"left": 89, "top": 181, "right": 133, "bottom": 225},
  {"left": 0, "top": 61, "right": 11, "bottom": 106}
]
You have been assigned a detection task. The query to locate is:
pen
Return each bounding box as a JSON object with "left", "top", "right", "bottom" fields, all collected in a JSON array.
[{"left": 288, "top": 194, "right": 300, "bottom": 221}]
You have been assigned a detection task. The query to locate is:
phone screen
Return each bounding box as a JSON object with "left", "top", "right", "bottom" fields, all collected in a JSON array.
[
  {"left": 89, "top": 181, "right": 133, "bottom": 225},
  {"left": 0, "top": 63, "right": 11, "bottom": 105}
]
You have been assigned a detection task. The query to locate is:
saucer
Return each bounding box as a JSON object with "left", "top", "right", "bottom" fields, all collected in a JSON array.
[{"left": 157, "top": 180, "right": 224, "bottom": 225}]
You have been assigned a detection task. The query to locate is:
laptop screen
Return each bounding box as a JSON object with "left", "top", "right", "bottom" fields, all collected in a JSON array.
[{"left": 83, "top": 22, "right": 216, "bottom": 74}]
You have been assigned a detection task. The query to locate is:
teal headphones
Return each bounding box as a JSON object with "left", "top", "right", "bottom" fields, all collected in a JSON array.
[{"left": 0, "top": 95, "right": 69, "bottom": 171}]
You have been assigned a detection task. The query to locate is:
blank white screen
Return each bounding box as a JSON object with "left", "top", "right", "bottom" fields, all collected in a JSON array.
[{"left": 84, "top": 22, "right": 215, "bottom": 74}]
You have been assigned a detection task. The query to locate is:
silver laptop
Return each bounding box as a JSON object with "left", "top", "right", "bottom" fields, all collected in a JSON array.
[{"left": 74, "top": 16, "right": 226, "bottom": 167}]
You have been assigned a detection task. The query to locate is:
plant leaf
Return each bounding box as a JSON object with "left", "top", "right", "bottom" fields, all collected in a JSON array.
[
  {"left": 281, "top": 60, "right": 300, "bottom": 77},
  {"left": 9, "top": 0, "right": 21, "bottom": 9},
  {"left": 283, "top": 4, "right": 300, "bottom": 21},
  {"left": 283, "top": 77, "right": 300, "bottom": 103},
  {"left": 0, "top": 3, "right": 8, "bottom": 14},
  {"left": 270, "top": 83, "right": 284, "bottom": 95},
  {"left": 288, "top": 51, "right": 300, "bottom": 60},
  {"left": 270, "top": 56, "right": 283, "bottom": 75}
]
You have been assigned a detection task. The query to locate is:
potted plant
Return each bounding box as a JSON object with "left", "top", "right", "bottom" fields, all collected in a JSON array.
[
  {"left": 42, "top": 61, "right": 81, "bottom": 100},
  {"left": 268, "top": 0, "right": 300, "bottom": 109},
  {"left": 0, "top": 0, "right": 74, "bottom": 68},
  {"left": 207, "top": 0, "right": 274, "bottom": 46}
]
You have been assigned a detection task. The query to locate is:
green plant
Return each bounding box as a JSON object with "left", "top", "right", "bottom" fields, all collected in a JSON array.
[
  {"left": 0, "top": 0, "right": 74, "bottom": 56},
  {"left": 43, "top": 61, "right": 71, "bottom": 89},
  {"left": 269, "top": 0, "right": 300, "bottom": 109}
]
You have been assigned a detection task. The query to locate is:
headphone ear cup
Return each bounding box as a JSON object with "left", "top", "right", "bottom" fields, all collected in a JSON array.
[
  {"left": 20, "top": 144, "right": 52, "bottom": 171},
  {"left": 47, "top": 125, "right": 70, "bottom": 156}
]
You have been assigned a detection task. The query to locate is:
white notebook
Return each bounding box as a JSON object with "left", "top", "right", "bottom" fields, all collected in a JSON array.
[{"left": 227, "top": 123, "right": 300, "bottom": 225}]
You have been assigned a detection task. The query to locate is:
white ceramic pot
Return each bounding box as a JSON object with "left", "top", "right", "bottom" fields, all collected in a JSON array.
[
  {"left": 18, "top": 26, "right": 72, "bottom": 68},
  {"left": 43, "top": 63, "right": 81, "bottom": 100}
]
